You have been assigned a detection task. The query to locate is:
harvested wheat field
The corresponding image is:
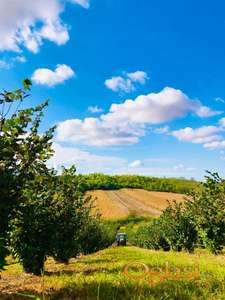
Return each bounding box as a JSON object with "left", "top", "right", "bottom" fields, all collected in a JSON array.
[{"left": 87, "top": 189, "right": 186, "bottom": 219}]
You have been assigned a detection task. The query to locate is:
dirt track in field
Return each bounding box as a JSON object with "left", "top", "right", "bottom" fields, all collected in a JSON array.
[
  {"left": 87, "top": 189, "right": 185, "bottom": 219},
  {"left": 107, "top": 190, "right": 161, "bottom": 216}
]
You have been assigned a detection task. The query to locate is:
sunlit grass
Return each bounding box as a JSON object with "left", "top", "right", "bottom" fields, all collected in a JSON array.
[{"left": 1, "top": 246, "right": 225, "bottom": 299}]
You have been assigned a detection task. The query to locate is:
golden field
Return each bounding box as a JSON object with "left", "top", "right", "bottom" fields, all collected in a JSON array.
[{"left": 87, "top": 189, "right": 186, "bottom": 219}]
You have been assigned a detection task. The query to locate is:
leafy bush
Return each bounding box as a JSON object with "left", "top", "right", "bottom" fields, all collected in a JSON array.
[
  {"left": 9, "top": 174, "right": 56, "bottom": 275},
  {"left": 134, "top": 219, "right": 170, "bottom": 251},
  {"left": 159, "top": 201, "right": 198, "bottom": 252},
  {"left": 135, "top": 172, "right": 225, "bottom": 254},
  {"left": 0, "top": 80, "right": 54, "bottom": 270},
  {"left": 50, "top": 167, "right": 93, "bottom": 263},
  {"left": 79, "top": 217, "right": 113, "bottom": 255},
  {"left": 187, "top": 172, "right": 225, "bottom": 254}
]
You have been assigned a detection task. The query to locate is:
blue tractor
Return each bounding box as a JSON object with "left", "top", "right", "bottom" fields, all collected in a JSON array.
[{"left": 116, "top": 232, "right": 127, "bottom": 246}]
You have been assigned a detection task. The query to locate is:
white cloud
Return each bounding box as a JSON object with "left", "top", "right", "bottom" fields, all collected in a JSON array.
[
  {"left": 48, "top": 142, "right": 126, "bottom": 172},
  {"left": 13, "top": 55, "right": 27, "bottom": 63},
  {"left": 70, "top": 0, "right": 90, "bottom": 8},
  {"left": 219, "top": 117, "right": 225, "bottom": 127},
  {"left": 57, "top": 87, "right": 220, "bottom": 146},
  {"left": 154, "top": 126, "right": 170, "bottom": 134},
  {"left": 0, "top": 60, "right": 11, "bottom": 69},
  {"left": 214, "top": 97, "right": 225, "bottom": 103},
  {"left": 195, "top": 106, "right": 222, "bottom": 117},
  {"left": 0, "top": 0, "right": 89, "bottom": 54},
  {"left": 129, "top": 160, "right": 143, "bottom": 168},
  {"left": 32, "top": 64, "right": 75, "bottom": 86},
  {"left": 105, "top": 76, "right": 134, "bottom": 93},
  {"left": 172, "top": 126, "right": 222, "bottom": 144},
  {"left": 173, "top": 164, "right": 195, "bottom": 172},
  {"left": 102, "top": 87, "right": 218, "bottom": 124},
  {"left": 0, "top": 55, "right": 26, "bottom": 69},
  {"left": 105, "top": 71, "right": 148, "bottom": 93},
  {"left": 49, "top": 143, "right": 196, "bottom": 177},
  {"left": 56, "top": 117, "right": 143, "bottom": 146},
  {"left": 203, "top": 140, "right": 225, "bottom": 150},
  {"left": 127, "top": 71, "right": 149, "bottom": 84},
  {"left": 88, "top": 106, "right": 104, "bottom": 113},
  {"left": 171, "top": 122, "right": 225, "bottom": 150}
]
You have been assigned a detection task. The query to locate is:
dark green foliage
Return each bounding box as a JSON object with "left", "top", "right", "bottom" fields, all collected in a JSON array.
[
  {"left": 187, "top": 172, "right": 225, "bottom": 254},
  {"left": 159, "top": 201, "right": 198, "bottom": 252},
  {"left": 134, "top": 219, "right": 170, "bottom": 251},
  {"left": 9, "top": 173, "right": 56, "bottom": 275},
  {"left": 50, "top": 167, "right": 93, "bottom": 263},
  {"left": 0, "top": 80, "right": 54, "bottom": 270},
  {"left": 9, "top": 165, "right": 99, "bottom": 274},
  {"left": 0, "top": 238, "right": 6, "bottom": 270},
  {"left": 79, "top": 173, "right": 199, "bottom": 194},
  {"left": 79, "top": 217, "right": 113, "bottom": 255}
]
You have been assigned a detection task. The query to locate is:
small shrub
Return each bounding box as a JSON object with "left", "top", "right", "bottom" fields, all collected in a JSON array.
[
  {"left": 79, "top": 216, "right": 113, "bottom": 255},
  {"left": 9, "top": 175, "right": 56, "bottom": 275},
  {"left": 134, "top": 219, "right": 170, "bottom": 251},
  {"left": 160, "top": 201, "right": 198, "bottom": 252},
  {"left": 187, "top": 172, "right": 225, "bottom": 254},
  {"left": 51, "top": 167, "right": 93, "bottom": 263}
]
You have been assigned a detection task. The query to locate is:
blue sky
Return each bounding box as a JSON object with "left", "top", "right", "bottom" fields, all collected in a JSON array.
[{"left": 1, "top": 0, "right": 225, "bottom": 179}]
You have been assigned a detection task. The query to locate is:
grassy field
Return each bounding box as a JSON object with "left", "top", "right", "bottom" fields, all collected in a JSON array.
[
  {"left": 87, "top": 189, "right": 186, "bottom": 219},
  {"left": 1, "top": 246, "right": 224, "bottom": 300}
]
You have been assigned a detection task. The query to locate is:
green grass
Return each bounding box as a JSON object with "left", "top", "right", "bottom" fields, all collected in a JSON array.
[
  {"left": 104, "top": 214, "right": 154, "bottom": 244},
  {"left": 1, "top": 246, "right": 225, "bottom": 300}
]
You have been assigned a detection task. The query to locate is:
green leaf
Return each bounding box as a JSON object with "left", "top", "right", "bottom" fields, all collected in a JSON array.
[{"left": 22, "top": 79, "right": 32, "bottom": 91}]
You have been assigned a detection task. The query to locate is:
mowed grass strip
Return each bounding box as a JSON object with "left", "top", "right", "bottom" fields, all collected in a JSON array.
[{"left": 1, "top": 247, "right": 224, "bottom": 300}]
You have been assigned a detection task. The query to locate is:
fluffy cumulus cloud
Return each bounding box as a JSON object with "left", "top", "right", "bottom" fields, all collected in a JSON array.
[
  {"left": 56, "top": 117, "right": 143, "bottom": 146},
  {"left": 171, "top": 126, "right": 222, "bottom": 144},
  {"left": 171, "top": 115, "right": 225, "bottom": 150},
  {"left": 0, "top": 0, "right": 89, "bottom": 54},
  {"left": 56, "top": 87, "right": 219, "bottom": 146},
  {"left": 32, "top": 64, "right": 75, "bottom": 86},
  {"left": 102, "top": 87, "right": 219, "bottom": 124},
  {"left": 105, "top": 71, "right": 149, "bottom": 93}
]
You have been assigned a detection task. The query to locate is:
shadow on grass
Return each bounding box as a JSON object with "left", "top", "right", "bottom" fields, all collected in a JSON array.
[
  {"left": 44, "top": 265, "right": 121, "bottom": 277},
  {"left": 77, "top": 258, "right": 115, "bottom": 265},
  {"left": 1, "top": 278, "right": 223, "bottom": 300}
]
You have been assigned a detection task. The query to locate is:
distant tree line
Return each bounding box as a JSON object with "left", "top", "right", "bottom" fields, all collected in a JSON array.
[{"left": 78, "top": 173, "right": 199, "bottom": 194}]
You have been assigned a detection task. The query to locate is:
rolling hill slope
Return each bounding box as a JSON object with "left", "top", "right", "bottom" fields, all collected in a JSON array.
[{"left": 87, "top": 189, "right": 186, "bottom": 219}]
